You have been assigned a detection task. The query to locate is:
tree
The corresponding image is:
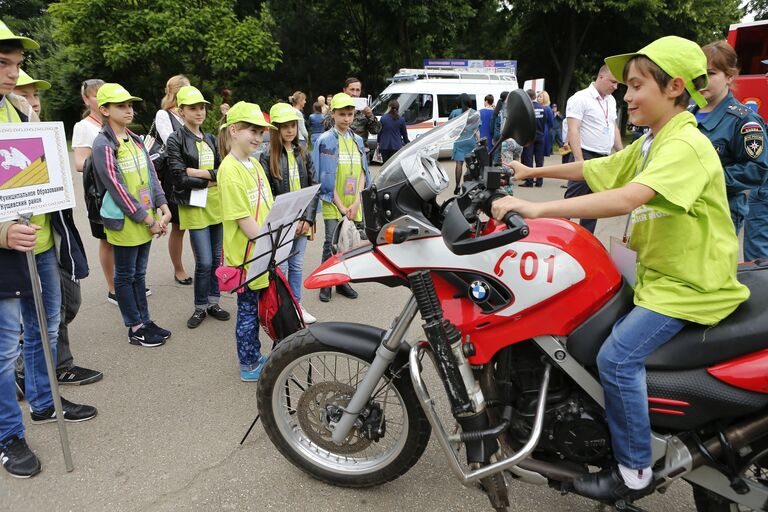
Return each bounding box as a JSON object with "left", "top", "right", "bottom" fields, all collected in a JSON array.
[
  {"left": 746, "top": 0, "right": 768, "bottom": 20},
  {"left": 505, "top": 0, "right": 743, "bottom": 109},
  {"left": 32, "top": 0, "right": 281, "bottom": 128}
]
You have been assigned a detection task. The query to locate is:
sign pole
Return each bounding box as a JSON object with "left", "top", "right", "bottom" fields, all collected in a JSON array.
[{"left": 19, "top": 213, "right": 74, "bottom": 472}]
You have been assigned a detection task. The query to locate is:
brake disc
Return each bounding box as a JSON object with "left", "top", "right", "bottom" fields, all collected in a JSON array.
[{"left": 296, "top": 381, "right": 372, "bottom": 454}]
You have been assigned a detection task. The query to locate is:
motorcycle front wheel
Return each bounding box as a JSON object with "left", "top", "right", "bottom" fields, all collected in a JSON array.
[{"left": 256, "top": 329, "right": 431, "bottom": 487}]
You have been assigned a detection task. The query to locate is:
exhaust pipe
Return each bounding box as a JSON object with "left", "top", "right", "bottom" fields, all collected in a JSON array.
[{"left": 690, "top": 412, "right": 768, "bottom": 470}]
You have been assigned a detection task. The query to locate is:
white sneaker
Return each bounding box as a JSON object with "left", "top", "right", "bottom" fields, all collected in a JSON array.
[{"left": 300, "top": 305, "right": 317, "bottom": 324}]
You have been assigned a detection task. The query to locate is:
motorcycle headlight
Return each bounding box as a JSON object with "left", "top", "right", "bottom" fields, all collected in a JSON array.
[{"left": 402, "top": 153, "right": 449, "bottom": 202}]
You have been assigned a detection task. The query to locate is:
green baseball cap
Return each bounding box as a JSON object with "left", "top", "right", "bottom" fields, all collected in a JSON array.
[
  {"left": 0, "top": 20, "right": 39, "bottom": 50},
  {"left": 97, "top": 83, "right": 142, "bottom": 106},
  {"left": 176, "top": 85, "right": 209, "bottom": 107},
  {"left": 16, "top": 69, "right": 50, "bottom": 90},
  {"left": 223, "top": 101, "right": 275, "bottom": 129},
  {"left": 269, "top": 102, "right": 300, "bottom": 124},
  {"left": 604, "top": 35, "right": 709, "bottom": 108},
  {"left": 330, "top": 93, "right": 355, "bottom": 110}
]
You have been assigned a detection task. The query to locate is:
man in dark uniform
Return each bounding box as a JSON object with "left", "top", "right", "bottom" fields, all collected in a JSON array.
[{"left": 520, "top": 89, "right": 546, "bottom": 187}]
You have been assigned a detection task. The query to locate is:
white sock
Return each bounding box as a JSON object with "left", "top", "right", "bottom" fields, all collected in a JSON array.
[{"left": 619, "top": 464, "right": 652, "bottom": 489}]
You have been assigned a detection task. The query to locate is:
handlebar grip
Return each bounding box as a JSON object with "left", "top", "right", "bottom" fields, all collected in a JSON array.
[{"left": 504, "top": 212, "right": 529, "bottom": 236}]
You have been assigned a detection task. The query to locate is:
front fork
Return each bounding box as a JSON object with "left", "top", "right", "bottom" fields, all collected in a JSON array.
[
  {"left": 329, "top": 294, "right": 419, "bottom": 444},
  {"left": 330, "top": 270, "right": 490, "bottom": 462}
]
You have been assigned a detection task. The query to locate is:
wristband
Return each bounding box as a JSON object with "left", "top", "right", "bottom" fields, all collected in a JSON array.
[{"left": 146, "top": 220, "right": 157, "bottom": 229}]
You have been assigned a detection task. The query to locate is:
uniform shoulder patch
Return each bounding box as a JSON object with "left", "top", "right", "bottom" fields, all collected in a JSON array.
[
  {"left": 726, "top": 104, "right": 748, "bottom": 118},
  {"left": 741, "top": 121, "right": 764, "bottom": 135},
  {"left": 745, "top": 134, "right": 764, "bottom": 159}
]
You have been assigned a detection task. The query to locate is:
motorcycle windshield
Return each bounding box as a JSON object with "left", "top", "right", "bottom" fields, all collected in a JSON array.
[{"left": 374, "top": 110, "right": 480, "bottom": 191}]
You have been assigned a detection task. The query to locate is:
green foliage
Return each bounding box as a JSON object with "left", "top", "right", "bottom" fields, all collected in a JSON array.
[
  {"left": 746, "top": 0, "right": 768, "bottom": 20},
  {"left": 27, "top": 0, "right": 281, "bottom": 129}
]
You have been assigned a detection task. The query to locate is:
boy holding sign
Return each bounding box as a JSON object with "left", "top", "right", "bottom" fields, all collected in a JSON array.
[{"left": 0, "top": 22, "right": 96, "bottom": 479}]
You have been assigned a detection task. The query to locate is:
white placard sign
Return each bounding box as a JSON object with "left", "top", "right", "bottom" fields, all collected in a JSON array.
[
  {"left": 0, "top": 122, "right": 76, "bottom": 222},
  {"left": 245, "top": 184, "right": 320, "bottom": 283}
]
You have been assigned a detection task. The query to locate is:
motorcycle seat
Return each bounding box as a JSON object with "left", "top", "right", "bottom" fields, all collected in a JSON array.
[{"left": 566, "top": 260, "right": 768, "bottom": 370}]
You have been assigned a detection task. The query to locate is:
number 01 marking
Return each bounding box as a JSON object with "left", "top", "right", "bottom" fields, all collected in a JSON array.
[{"left": 520, "top": 252, "right": 555, "bottom": 283}]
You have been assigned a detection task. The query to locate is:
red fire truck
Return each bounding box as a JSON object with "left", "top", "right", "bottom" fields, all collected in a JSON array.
[{"left": 727, "top": 20, "right": 768, "bottom": 120}]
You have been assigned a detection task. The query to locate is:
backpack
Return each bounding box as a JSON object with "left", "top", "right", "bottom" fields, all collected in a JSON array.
[
  {"left": 258, "top": 267, "right": 305, "bottom": 344},
  {"left": 143, "top": 110, "right": 182, "bottom": 197},
  {"left": 82, "top": 156, "right": 104, "bottom": 224}
]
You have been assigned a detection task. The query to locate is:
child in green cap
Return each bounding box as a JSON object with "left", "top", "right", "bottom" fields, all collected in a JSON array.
[
  {"left": 311, "top": 92, "right": 370, "bottom": 303},
  {"left": 92, "top": 83, "right": 173, "bottom": 348},
  {"left": 13, "top": 69, "right": 49, "bottom": 116},
  {"left": 493, "top": 36, "right": 750, "bottom": 501},
  {"left": 166, "top": 85, "right": 231, "bottom": 330},
  {"left": 216, "top": 101, "right": 275, "bottom": 381}
]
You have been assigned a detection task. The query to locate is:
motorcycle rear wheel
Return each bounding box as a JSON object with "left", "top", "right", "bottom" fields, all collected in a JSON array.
[{"left": 256, "top": 329, "right": 431, "bottom": 487}]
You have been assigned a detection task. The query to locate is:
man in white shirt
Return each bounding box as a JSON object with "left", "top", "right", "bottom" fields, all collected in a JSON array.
[{"left": 564, "top": 65, "right": 623, "bottom": 233}]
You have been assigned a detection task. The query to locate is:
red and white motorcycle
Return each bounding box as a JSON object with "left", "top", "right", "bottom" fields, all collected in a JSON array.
[{"left": 257, "top": 91, "right": 768, "bottom": 511}]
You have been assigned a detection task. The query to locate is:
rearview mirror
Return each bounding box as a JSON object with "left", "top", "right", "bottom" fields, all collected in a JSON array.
[{"left": 500, "top": 89, "right": 535, "bottom": 146}]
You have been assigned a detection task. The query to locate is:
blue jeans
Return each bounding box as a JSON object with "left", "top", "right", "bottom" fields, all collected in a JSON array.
[
  {"left": 113, "top": 242, "right": 151, "bottom": 327},
  {"left": 321, "top": 218, "right": 339, "bottom": 263},
  {"left": 236, "top": 289, "right": 262, "bottom": 370},
  {"left": 0, "top": 248, "right": 61, "bottom": 441},
  {"left": 596, "top": 306, "right": 686, "bottom": 469},
  {"left": 522, "top": 138, "right": 545, "bottom": 186},
  {"left": 189, "top": 223, "right": 223, "bottom": 308},
  {"left": 279, "top": 235, "right": 309, "bottom": 303},
  {"left": 744, "top": 191, "right": 768, "bottom": 261}
]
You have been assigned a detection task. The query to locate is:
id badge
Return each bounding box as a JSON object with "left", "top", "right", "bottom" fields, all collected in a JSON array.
[
  {"left": 609, "top": 237, "right": 637, "bottom": 287},
  {"left": 602, "top": 124, "right": 610, "bottom": 135},
  {"left": 344, "top": 176, "right": 356, "bottom": 196},
  {"left": 138, "top": 186, "right": 153, "bottom": 210}
]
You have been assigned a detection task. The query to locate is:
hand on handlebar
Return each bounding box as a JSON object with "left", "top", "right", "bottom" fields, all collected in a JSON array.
[
  {"left": 492, "top": 195, "right": 539, "bottom": 221},
  {"left": 508, "top": 161, "right": 533, "bottom": 181}
]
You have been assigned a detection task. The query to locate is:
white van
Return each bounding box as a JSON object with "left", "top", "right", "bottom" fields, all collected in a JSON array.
[{"left": 369, "top": 67, "right": 519, "bottom": 156}]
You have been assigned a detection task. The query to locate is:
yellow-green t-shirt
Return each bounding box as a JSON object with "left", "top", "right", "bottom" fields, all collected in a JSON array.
[
  {"left": 583, "top": 111, "right": 749, "bottom": 325},
  {"left": 2, "top": 98, "right": 21, "bottom": 123},
  {"left": 105, "top": 137, "right": 157, "bottom": 247},
  {"left": 178, "top": 139, "right": 222, "bottom": 230},
  {"left": 3, "top": 98, "right": 52, "bottom": 253},
  {"left": 31, "top": 213, "right": 53, "bottom": 254},
  {"left": 322, "top": 132, "right": 363, "bottom": 221},
  {"left": 286, "top": 150, "right": 301, "bottom": 192},
  {"left": 218, "top": 154, "right": 273, "bottom": 290}
]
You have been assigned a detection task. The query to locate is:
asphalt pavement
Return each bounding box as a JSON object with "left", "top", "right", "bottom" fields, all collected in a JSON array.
[{"left": 1, "top": 156, "right": 699, "bottom": 511}]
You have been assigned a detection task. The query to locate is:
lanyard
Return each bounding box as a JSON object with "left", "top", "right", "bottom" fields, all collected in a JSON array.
[
  {"left": 123, "top": 138, "right": 145, "bottom": 185},
  {"left": 595, "top": 95, "right": 609, "bottom": 127},
  {"left": 237, "top": 157, "right": 272, "bottom": 213},
  {"left": 622, "top": 134, "right": 655, "bottom": 243}
]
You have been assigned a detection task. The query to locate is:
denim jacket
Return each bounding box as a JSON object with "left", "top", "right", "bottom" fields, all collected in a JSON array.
[{"left": 311, "top": 129, "right": 370, "bottom": 203}]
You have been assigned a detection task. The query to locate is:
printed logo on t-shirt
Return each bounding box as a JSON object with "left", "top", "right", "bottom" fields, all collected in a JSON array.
[{"left": 631, "top": 205, "right": 669, "bottom": 224}]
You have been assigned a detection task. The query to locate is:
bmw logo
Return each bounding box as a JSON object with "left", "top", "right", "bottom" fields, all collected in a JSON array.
[{"left": 469, "top": 280, "right": 490, "bottom": 303}]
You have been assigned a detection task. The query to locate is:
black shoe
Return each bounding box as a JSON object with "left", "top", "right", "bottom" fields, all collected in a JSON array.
[
  {"left": 453, "top": 186, "right": 461, "bottom": 195},
  {"left": 571, "top": 466, "right": 653, "bottom": 502},
  {"left": 128, "top": 326, "right": 166, "bottom": 347},
  {"left": 15, "top": 373, "right": 24, "bottom": 401},
  {"left": 0, "top": 435, "right": 41, "bottom": 478},
  {"left": 57, "top": 366, "right": 103, "bottom": 386},
  {"left": 319, "top": 287, "right": 331, "bottom": 302},
  {"left": 145, "top": 321, "right": 171, "bottom": 340},
  {"left": 174, "top": 275, "right": 193, "bottom": 285},
  {"left": 30, "top": 397, "right": 98, "bottom": 424},
  {"left": 206, "top": 304, "right": 230, "bottom": 321},
  {"left": 519, "top": 182, "right": 534, "bottom": 187},
  {"left": 187, "top": 309, "right": 206, "bottom": 329},
  {"left": 107, "top": 292, "right": 118, "bottom": 306},
  {"left": 336, "top": 283, "right": 358, "bottom": 299}
]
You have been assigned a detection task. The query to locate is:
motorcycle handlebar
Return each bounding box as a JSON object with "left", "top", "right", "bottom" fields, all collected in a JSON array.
[{"left": 504, "top": 212, "right": 529, "bottom": 237}]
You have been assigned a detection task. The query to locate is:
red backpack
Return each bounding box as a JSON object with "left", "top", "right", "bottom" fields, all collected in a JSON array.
[{"left": 258, "top": 267, "right": 305, "bottom": 344}]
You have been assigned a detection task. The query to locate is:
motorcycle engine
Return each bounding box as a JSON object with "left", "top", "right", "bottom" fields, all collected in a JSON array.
[{"left": 495, "top": 344, "right": 611, "bottom": 466}]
